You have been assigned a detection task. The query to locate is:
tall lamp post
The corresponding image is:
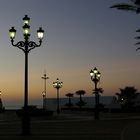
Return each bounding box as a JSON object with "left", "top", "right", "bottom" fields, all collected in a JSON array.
[
  {"left": 9, "top": 15, "right": 44, "bottom": 135},
  {"left": 53, "top": 78, "right": 63, "bottom": 114},
  {"left": 90, "top": 67, "right": 101, "bottom": 120},
  {"left": 42, "top": 72, "right": 49, "bottom": 109}
]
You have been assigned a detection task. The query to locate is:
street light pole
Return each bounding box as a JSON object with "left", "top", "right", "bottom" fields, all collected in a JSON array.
[
  {"left": 42, "top": 71, "right": 49, "bottom": 109},
  {"left": 53, "top": 78, "right": 63, "bottom": 114},
  {"left": 9, "top": 15, "right": 44, "bottom": 135},
  {"left": 42, "top": 92, "right": 46, "bottom": 109},
  {"left": 56, "top": 88, "right": 60, "bottom": 113},
  {"left": 90, "top": 67, "right": 101, "bottom": 120}
]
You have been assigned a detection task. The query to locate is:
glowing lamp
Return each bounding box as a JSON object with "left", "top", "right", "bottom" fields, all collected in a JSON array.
[
  {"left": 97, "top": 72, "right": 101, "bottom": 78},
  {"left": 93, "top": 67, "right": 98, "bottom": 74},
  {"left": 23, "top": 24, "right": 30, "bottom": 35},
  {"left": 90, "top": 70, "right": 94, "bottom": 77},
  {"left": 37, "top": 27, "right": 44, "bottom": 40},
  {"left": 23, "top": 15, "right": 30, "bottom": 25},
  {"left": 9, "top": 27, "right": 16, "bottom": 39}
]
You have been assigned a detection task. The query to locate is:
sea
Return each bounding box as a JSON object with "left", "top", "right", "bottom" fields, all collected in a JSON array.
[{"left": 3, "top": 96, "right": 117, "bottom": 110}]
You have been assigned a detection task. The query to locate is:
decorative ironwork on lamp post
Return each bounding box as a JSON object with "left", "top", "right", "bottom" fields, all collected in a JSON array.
[
  {"left": 90, "top": 67, "right": 101, "bottom": 120},
  {"left": 42, "top": 71, "right": 49, "bottom": 109},
  {"left": 9, "top": 15, "right": 44, "bottom": 135},
  {"left": 53, "top": 78, "right": 63, "bottom": 114}
]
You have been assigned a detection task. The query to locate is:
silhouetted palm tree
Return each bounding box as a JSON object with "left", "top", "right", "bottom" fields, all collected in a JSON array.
[
  {"left": 111, "top": 0, "right": 140, "bottom": 50},
  {"left": 116, "top": 86, "right": 139, "bottom": 109},
  {"left": 65, "top": 93, "right": 74, "bottom": 108},
  {"left": 75, "top": 90, "right": 86, "bottom": 109}
]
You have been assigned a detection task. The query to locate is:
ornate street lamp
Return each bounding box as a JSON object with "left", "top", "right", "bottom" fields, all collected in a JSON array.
[
  {"left": 90, "top": 67, "right": 101, "bottom": 120},
  {"left": 53, "top": 78, "right": 63, "bottom": 114},
  {"left": 9, "top": 15, "right": 44, "bottom": 135},
  {"left": 41, "top": 71, "right": 49, "bottom": 109}
]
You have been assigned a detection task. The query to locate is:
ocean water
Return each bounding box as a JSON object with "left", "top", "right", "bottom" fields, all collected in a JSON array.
[{"left": 3, "top": 96, "right": 116, "bottom": 110}]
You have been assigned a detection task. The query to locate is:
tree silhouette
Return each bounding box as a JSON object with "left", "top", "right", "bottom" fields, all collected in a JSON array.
[
  {"left": 116, "top": 86, "right": 139, "bottom": 109},
  {"left": 110, "top": 0, "right": 140, "bottom": 50},
  {"left": 75, "top": 90, "right": 86, "bottom": 109},
  {"left": 65, "top": 93, "right": 74, "bottom": 108}
]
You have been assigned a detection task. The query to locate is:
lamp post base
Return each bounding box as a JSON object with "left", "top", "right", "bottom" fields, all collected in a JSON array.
[
  {"left": 57, "top": 109, "right": 60, "bottom": 114},
  {"left": 94, "top": 110, "right": 99, "bottom": 120},
  {"left": 21, "top": 110, "right": 31, "bottom": 135}
]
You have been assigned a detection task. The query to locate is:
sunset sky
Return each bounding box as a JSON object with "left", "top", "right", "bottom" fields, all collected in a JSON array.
[{"left": 0, "top": 0, "right": 140, "bottom": 108}]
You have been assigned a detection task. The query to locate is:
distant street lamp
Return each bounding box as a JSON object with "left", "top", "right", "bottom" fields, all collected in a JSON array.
[
  {"left": 90, "top": 67, "right": 101, "bottom": 120},
  {"left": 41, "top": 71, "right": 49, "bottom": 109},
  {"left": 9, "top": 15, "right": 44, "bottom": 135},
  {"left": 53, "top": 78, "right": 63, "bottom": 114}
]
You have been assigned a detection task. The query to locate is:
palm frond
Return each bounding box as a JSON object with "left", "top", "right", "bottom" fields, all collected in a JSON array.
[
  {"left": 136, "top": 29, "right": 140, "bottom": 32},
  {"left": 116, "top": 93, "right": 121, "bottom": 96},
  {"left": 135, "top": 42, "right": 140, "bottom": 45},
  {"left": 110, "top": 4, "right": 137, "bottom": 12},
  {"left": 134, "top": 0, "right": 140, "bottom": 5},
  {"left": 135, "top": 36, "right": 140, "bottom": 39},
  {"left": 136, "top": 47, "right": 140, "bottom": 51},
  {"left": 135, "top": 41, "right": 140, "bottom": 51}
]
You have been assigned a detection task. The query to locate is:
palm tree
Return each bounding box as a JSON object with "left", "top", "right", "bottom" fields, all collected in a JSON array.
[
  {"left": 75, "top": 90, "right": 86, "bottom": 109},
  {"left": 110, "top": 0, "right": 140, "bottom": 50},
  {"left": 65, "top": 93, "right": 74, "bottom": 108},
  {"left": 116, "top": 86, "right": 139, "bottom": 109}
]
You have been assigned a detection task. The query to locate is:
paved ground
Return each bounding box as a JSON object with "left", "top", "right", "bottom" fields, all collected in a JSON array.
[{"left": 0, "top": 111, "right": 140, "bottom": 140}]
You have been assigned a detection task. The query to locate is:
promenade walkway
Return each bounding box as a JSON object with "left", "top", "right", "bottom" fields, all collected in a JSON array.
[{"left": 0, "top": 111, "right": 140, "bottom": 140}]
